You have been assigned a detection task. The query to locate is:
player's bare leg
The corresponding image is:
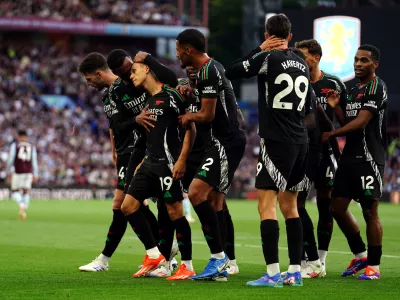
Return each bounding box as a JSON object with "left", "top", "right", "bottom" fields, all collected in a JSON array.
[
  {"left": 19, "top": 188, "right": 30, "bottom": 220},
  {"left": 358, "top": 199, "right": 382, "bottom": 279},
  {"left": 331, "top": 197, "right": 367, "bottom": 276},
  {"left": 316, "top": 188, "right": 334, "bottom": 273},
  {"left": 121, "top": 194, "right": 165, "bottom": 277}
]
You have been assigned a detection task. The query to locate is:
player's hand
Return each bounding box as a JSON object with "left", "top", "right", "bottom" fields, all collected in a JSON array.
[
  {"left": 321, "top": 131, "right": 333, "bottom": 144},
  {"left": 33, "top": 177, "right": 39, "bottom": 184},
  {"left": 326, "top": 90, "right": 340, "bottom": 108},
  {"left": 136, "top": 105, "right": 156, "bottom": 132},
  {"left": 172, "top": 159, "right": 186, "bottom": 180},
  {"left": 178, "top": 112, "right": 192, "bottom": 128},
  {"left": 260, "top": 36, "right": 285, "bottom": 51},
  {"left": 134, "top": 51, "right": 150, "bottom": 63},
  {"left": 176, "top": 84, "right": 192, "bottom": 101},
  {"left": 5, "top": 174, "right": 11, "bottom": 185}
]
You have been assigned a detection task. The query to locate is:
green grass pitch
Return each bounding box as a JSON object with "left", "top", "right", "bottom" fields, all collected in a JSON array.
[{"left": 1, "top": 199, "right": 400, "bottom": 300}]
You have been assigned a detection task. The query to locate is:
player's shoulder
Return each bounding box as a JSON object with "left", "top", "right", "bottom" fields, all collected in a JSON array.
[
  {"left": 198, "top": 59, "right": 218, "bottom": 82},
  {"left": 365, "top": 76, "right": 387, "bottom": 96},
  {"left": 163, "top": 84, "right": 185, "bottom": 103},
  {"left": 323, "top": 72, "right": 345, "bottom": 85}
]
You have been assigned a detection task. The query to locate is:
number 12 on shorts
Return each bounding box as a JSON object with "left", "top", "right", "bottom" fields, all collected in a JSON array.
[{"left": 361, "top": 176, "right": 374, "bottom": 190}]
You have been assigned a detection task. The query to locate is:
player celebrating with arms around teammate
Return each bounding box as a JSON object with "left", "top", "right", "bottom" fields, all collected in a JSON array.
[
  {"left": 226, "top": 14, "right": 315, "bottom": 287},
  {"left": 322, "top": 45, "right": 388, "bottom": 280},
  {"left": 176, "top": 29, "right": 246, "bottom": 281},
  {"left": 121, "top": 57, "right": 196, "bottom": 279}
]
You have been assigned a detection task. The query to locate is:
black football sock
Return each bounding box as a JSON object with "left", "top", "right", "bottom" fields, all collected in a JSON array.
[
  {"left": 317, "top": 197, "right": 334, "bottom": 251},
  {"left": 194, "top": 201, "right": 223, "bottom": 254},
  {"left": 345, "top": 231, "right": 367, "bottom": 255},
  {"left": 286, "top": 218, "right": 303, "bottom": 266},
  {"left": 225, "top": 210, "right": 235, "bottom": 260},
  {"left": 173, "top": 216, "right": 192, "bottom": 260},
  {"left": 298, "top": 207, "right": 319, "bottom": 261},
  {"left": 216, "top": 210, "right": 227, "bottom": 251},
  {"left": 261, "top": 219, "right": 279, "bottom": 265},
  {"left": 140, "top": 204, "right": 160, "bottom": 243},
  {"left": 157, "top": 204, "right": 175, "bottom": 260},
  {"left": 368, "top": 245, "right": 382, "bottom": 266},
  {"left": 126, "top": 210, "right": 157, "bottom": 250},
  {"left": 102, "top": 209, "right": 128, "bottom": 257}
]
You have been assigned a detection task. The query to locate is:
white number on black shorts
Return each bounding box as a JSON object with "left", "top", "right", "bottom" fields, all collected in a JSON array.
[
  {"left": 201, "top": 158, "right": 214, "bottom": 171},
  {"left": 256, "top": 162, "right": 262, "bottom": 176},
  {"left": 159, "top": 176, "right": 173, "bottom": 191},
  {"left": 118, "top": 167, "right": 125, "bottom": 179},
  {"left": 361, "top": 176, "right": 374, "bottom": 190},
  {"left": 273, "top": 74, "right": 309, "bottom": 111},
  {"left": 326, "top": 166, "right": 333, "bottom": 179}
]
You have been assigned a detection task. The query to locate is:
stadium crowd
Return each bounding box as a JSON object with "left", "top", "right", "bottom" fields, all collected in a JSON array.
[{"left": 0, "top": 0, "right": 200, "bottom": 26}]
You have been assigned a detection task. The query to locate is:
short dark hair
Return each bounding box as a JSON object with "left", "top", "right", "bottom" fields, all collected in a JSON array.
[
  {"left": 107, "top": 49, "right": 130, "bottom": 70},
  {"left": 358, "top": 44, "right": 380, "bottom": 61},
  {"left": 78, "top": 52, "right": 108, "bottom": 75},
  {"left": 289, "top": 47, "right": 306, "bottom": 61},
  {"left": 265, "top": 14, "right": 291, "bottom": 39},
  {"left": 294, "top": 39, "right": 322, "bottom": 57},
  {"left": 176, "top": 29, "right": 206, "bottom": 53},
  {"left": 17, "top": 129, "right": 27, "bottom": 136}
]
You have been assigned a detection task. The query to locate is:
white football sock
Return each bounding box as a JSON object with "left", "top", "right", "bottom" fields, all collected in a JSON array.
[
  {"left": 146, "top": 247, "right": 161, "bottom": 259},
  {"left": 267, "top": 263, "right": 280, "bottom": 277}
]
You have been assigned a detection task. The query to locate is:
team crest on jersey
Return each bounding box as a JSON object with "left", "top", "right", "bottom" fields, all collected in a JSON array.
[{"left": 314, "top": 16, "right": 361, "bottom": 82}]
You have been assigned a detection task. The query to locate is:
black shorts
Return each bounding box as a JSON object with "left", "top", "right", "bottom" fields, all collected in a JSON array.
[
  {"left": 255, "top": 138, "right": 308, "bottom": 191},
  {"left": 298, "top": 148, "right": 322, "bottom": 199},
  {"left": 182, "top": 153, "right": 204, "bottom": 193},
  {"left": 332, "top": 161, "right": 384, "bottom": 201},
  {"left": 194, "top": 133, "right": 246, "bottom": 194},
  {"left": 314, "top": 150, "right": 338, "bottom": 190},
  {"left": 116, "top": 154, "right": 131, "bottom": 191},
  {"left": 124, "top": 146, "right": 146, "bottom": 193},
  {"left": 127, "top": 156, "right": 183, "bottom": 204}
]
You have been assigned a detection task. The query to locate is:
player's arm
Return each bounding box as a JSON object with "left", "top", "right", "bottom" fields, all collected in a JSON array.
[
  {"left": 6, "top": 142, "right": 16, "bottom": 175},
  {"left": 326, "top": 90, "right": 346, "bottom": 126},
  {"left": 316, "top": 103, "right": 341, "bottom": 158},
  {"left": 132, "top": 51, "right": 178, "bottom": 87},
  {"left": 31, "top": 146, "right": 39, "bottom": 182},
  {"left": 304, "top": 84, "right": 316, "bottom": 129},
  {"left": 237, "top": 107, "right": 246, "bottom": 130},
  {"left": 179, "top": 70, "right": 218, "bottom": 126},
  {"left": 109, "top": 129, "right": 117, "bottom": 167},
  {"left": 173, "top": 122, "right": 196, "bottom": 181},
  {"left": 324, "top": 83, "right": 386, "bottom": 142},
  {"left": 225, "top": 51, "right": 269, "bottom": 80}
]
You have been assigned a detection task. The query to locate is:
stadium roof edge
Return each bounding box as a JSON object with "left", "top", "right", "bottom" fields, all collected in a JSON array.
[{"left": 0, "top": 17, "right": 209, "bottom": 38}]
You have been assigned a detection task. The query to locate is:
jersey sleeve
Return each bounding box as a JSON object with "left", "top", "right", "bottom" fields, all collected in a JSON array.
[
  {"left": 165, "top": 87, "right": 187, "bottom": 115},
  {"left": 332, "top": 77, "right": 348, "bottom": 111},
  {"left": 198, "top": 64, "right": 219, "bottom": 100},
  {"left": 6, "top": 142, "right": 16, "bottom": 173},
  {"left": 144, "top": 55, "right": 178, "bottom": 87},
  {"left": 225, "top": 51, "right": 269, "bottom": 80},
  {"left": 361, "top": 79, "right": 388, "bottom": 115},
  {"left": 31, "top": 146, "right": 39, "bottom": 177},
  {"left": 305, "top": 84, "right": 316, "bottom": 115}
]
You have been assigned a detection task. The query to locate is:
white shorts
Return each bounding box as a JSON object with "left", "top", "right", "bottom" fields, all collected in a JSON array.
[{"left": 11, "top": 173, "right": 33, "bottom": 190}]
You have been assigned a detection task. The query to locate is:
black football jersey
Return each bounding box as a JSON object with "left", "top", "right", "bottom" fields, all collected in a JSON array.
[
  {"left": 197, "top": 59, "right": 242, "bottom": 147},
  {"left": 144, "top": 85, "right": 187, "bottom": 165},
  {"left": 340, "top": 77, "right": 388, "bottom": 166},
  {"left": 312, "top": 71, "right": 347, "bottom": 120},
  {"left": 225, "top": 49, "right": 312, "bottom": 144}
]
